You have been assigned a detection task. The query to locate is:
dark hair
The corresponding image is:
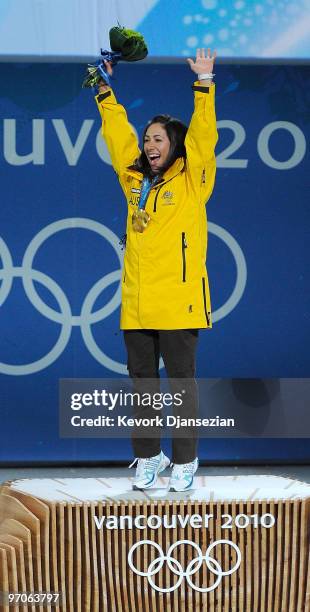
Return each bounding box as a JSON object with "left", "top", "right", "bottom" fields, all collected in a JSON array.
[{"left": 129, "top": 114, "right": 188, "bottom": 178}]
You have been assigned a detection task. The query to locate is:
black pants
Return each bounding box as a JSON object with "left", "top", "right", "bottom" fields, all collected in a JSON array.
[{"left": 124, "top": 329, "right": 199, "bottom": 464}]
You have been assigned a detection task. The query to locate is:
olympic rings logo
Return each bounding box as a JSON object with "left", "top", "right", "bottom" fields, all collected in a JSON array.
[
  {"left": 0, "top": 218, "right": 246, "bottom": 376},
  {"left": 128, "top": 539, "right": 241, "bottom": 593}
]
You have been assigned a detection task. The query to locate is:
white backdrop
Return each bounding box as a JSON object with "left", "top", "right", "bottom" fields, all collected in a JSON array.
[{"left": 0, "top": 0, "right": 158, "bottom": 57}]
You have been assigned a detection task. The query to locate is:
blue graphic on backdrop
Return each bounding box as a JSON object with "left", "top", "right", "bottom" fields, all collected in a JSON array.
[
  {"left": 0, "top": 62, "right": 309, "bottom": 463},
  {"left": 0, "top": 220, "right": 247, "bottom": 376},
  {"left": 0, "top": 0, "right": 10, "bottom": 21},
  {"left": 1, "top": 0, "right": 310, "bottom": 58},
  {"left": 139, "top": 0, "right": 310, "bottom": 58}
]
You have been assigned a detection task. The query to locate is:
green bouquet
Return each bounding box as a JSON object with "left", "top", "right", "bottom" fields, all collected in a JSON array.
[{"left": 82, "top": 26, "right": 148, "bottom": 88}]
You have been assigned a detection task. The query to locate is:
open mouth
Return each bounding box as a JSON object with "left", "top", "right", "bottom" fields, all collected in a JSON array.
[{"left": 148, "top": 154, "right": 161, "bottom": 165}]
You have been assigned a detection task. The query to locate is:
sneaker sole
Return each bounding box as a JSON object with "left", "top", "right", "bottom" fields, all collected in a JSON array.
[
  {"left": 169, "top": 476, "right": 195, "bottom": 492},
  {"left": 132, "top": 459, "right": 170, "bottom": 491},
  {"left": 169, "top": 487, "right": 192, "bottom": 492}
]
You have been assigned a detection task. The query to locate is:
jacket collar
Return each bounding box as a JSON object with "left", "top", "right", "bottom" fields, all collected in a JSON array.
[{"left": 125, "top": 157, "right": 185, "bottom": 185}]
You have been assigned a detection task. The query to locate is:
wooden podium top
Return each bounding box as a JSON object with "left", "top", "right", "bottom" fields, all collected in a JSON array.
[
  {"left": 7, "top": 475, "right": 310, "bottom": 503},
  {"left": 1, "top": 476, "right": 309, "bottom": 612}
]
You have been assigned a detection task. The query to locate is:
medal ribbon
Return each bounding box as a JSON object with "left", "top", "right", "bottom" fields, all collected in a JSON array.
[{"left": 138, "top": 176, "right": 161, "bottom": 211}]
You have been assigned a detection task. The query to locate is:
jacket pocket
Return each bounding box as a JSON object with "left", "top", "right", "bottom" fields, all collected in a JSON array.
[
  {"left": 182, "top": 232, "right": 187, "bottom": 282},
  {"left": 202, "top": 277, "right": 210, "bottom": 326},
  {"left": 123, "top": 259, "right": 127, "bottom": 284}
]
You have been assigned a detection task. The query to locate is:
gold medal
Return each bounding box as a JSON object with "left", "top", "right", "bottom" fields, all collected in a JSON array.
[{"left": 132, "top": 209, "right": 150, "bottom": 233}]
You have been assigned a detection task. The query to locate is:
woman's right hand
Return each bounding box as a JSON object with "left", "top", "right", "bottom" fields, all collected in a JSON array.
[{"left": 98, "top": 60, "right": 113, "bottom": 93}]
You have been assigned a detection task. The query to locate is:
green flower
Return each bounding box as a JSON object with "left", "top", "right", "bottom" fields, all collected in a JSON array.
[
  {"left": 82, "top": 25, "right": 148, "bottom": 88},
  {"left": 109, "top": 26, "right": 148, "bottom": 61}
]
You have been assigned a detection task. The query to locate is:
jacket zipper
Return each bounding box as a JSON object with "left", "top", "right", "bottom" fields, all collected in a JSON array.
[
  {"left": 153, "top": 184, "right": 164, "bottom": 212},
  {"left": 182, "top": 232, "right": 187, "bottom": 282},
  {"left": 202, "top": 277, "right": 210, "bottom": 326},
  {"left": 153, "top": 175, "right": 177, "bottom": 212}
]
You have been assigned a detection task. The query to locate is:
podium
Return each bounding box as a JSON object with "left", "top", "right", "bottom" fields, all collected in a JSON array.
[{"left": 0, "top": 475, "right": 309, "bottom": 611}]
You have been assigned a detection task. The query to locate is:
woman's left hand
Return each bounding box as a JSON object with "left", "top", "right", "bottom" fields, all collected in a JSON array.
[{"left": 187, "top": 48, "right": 216, "bottom": 74}]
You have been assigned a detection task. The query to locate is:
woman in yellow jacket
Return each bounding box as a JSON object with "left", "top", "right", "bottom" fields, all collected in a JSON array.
[{"left": 96, "top": 48, "right": 218, "bottom": 491}]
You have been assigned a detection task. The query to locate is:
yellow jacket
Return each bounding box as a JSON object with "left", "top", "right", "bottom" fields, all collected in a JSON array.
[{"left": 95, "top": 82, "right": 218, "bottom": 329}]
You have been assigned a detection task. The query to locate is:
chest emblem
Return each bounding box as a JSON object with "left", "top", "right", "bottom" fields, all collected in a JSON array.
[
  {"left": 162, "top": 190, "right": 175, "bottom": 205},
  {"left": 163, "top": 190, "right": 173, "bottom": 199}
]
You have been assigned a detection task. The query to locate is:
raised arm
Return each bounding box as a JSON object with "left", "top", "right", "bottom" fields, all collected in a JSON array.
[
  {"left": 95, "top": 61, "right": 140, "bottom": 189},
  {"left": 185, "top": 49, "right": 218, "bottom": 203}
]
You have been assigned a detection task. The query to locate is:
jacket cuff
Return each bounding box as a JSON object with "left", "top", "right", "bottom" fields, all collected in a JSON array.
[
  {"left": 95, "top": 87, "right": 117, "bottom": 103},
  {"left": 95, "top": 88, "right": 118, "bottom": 117},
  {"left": 192, "top": 85, "right": 210, "bottom": 93},
  {"left": 192, "top": 82, "right": 215, "bottom": 100},
  {"left": 96, "top": 91, "right": 111, "bottom": 102}
]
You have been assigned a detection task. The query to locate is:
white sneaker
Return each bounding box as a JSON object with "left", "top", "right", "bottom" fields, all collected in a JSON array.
[
  {"left": 168, "top": 457, "right": 199, "bottom": 492},
  {"left": 129, "top": 451, "right": 170, "bottom": 490}
]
